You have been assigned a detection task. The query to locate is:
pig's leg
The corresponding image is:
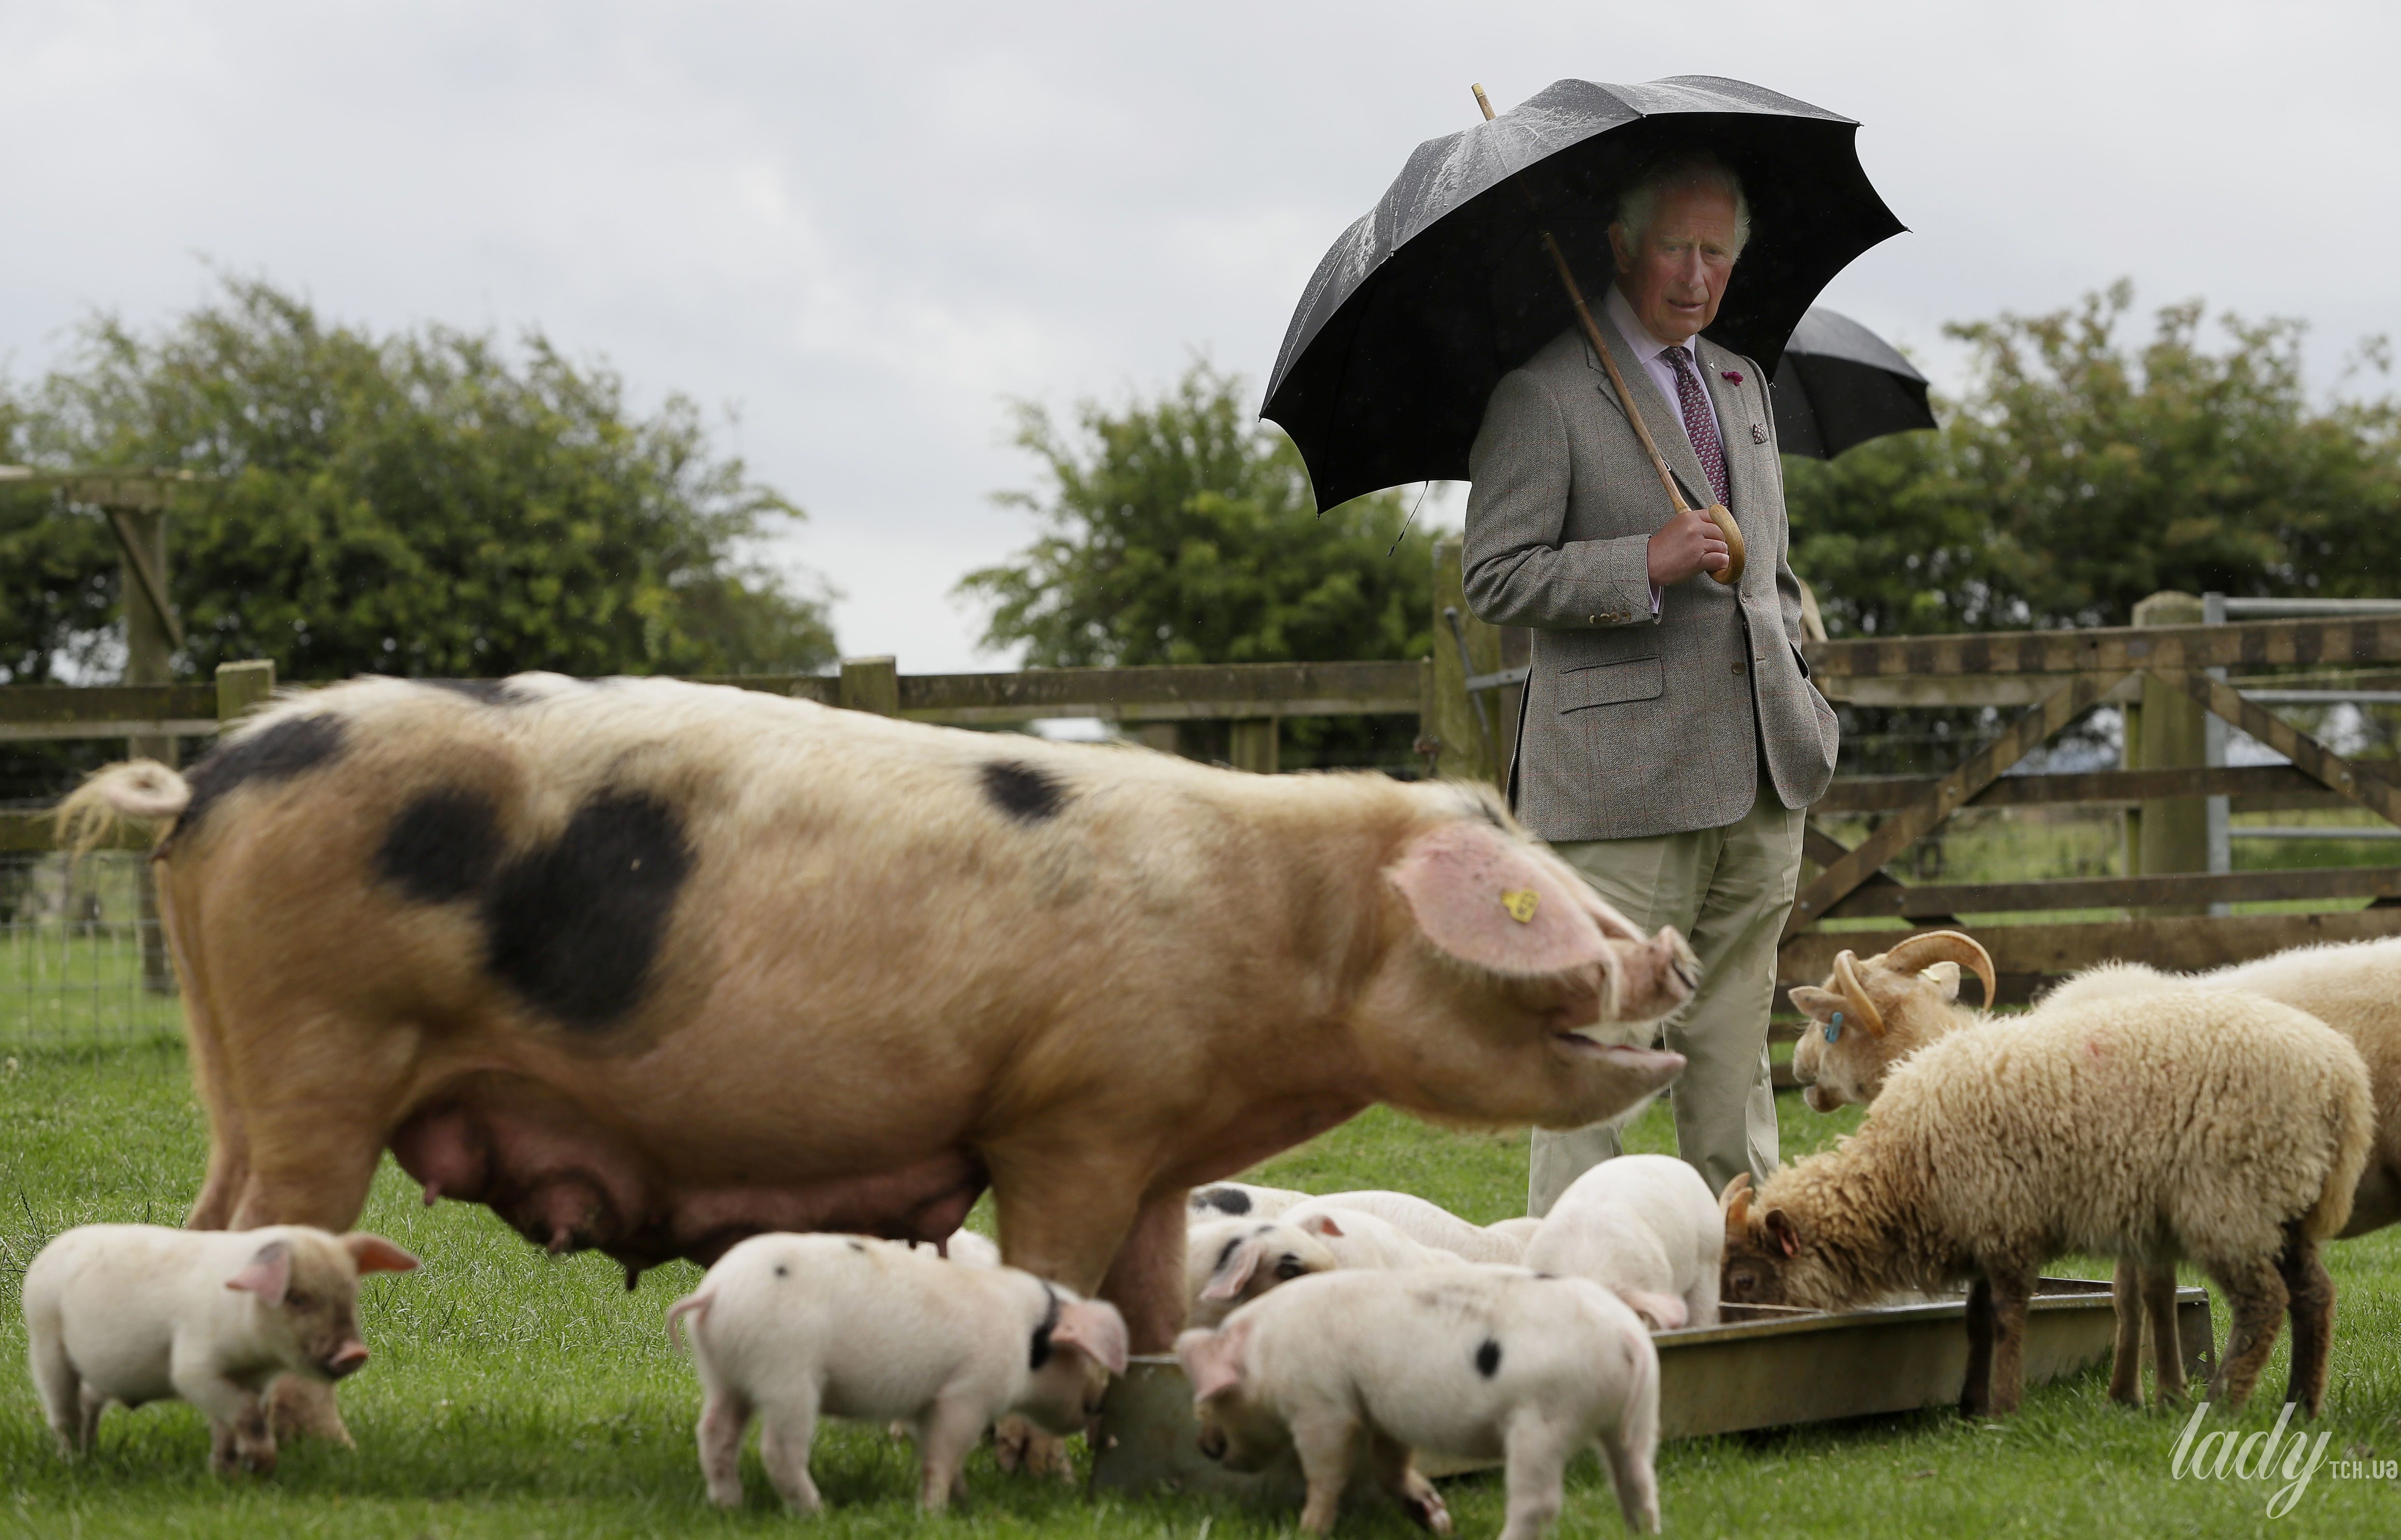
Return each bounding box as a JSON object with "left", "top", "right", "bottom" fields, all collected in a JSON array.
[
  {"left": 179, "top": 1370, "right": 276, "bottom": 1477},
  {"left": 986, "top": 1159, "right": 1144, "bottom": 1475},
  {"left": 1959, "top": 1276, "right": 1996, "bottom": 1418},
  {"left": 2107, "top": 1258, "right": 2143, "bottom": 1406},
  {"left": 696, "top": 1388, "right": 749, "bottom": 1508},
  {"left": 1367, "top": 1433, "right": 1451, "bottom": 1535},
  {"left": 758, "top": 1395, "right": 824, "bottom": 1514},
  {"left": 76, "top": 1385, "right": 106, "bottom": 1456},
  {"left": 1289, "top": 1406, "right": 1360, "bottom": 1537},
  {"left": 1598, "top": 1421, "right": 1661, "bottom": 1536},
  {"left": 28, "top": 1330, "right": 83, "bottom": 1458},
  {"left": 914, "top": 1394, "right": 989, "bottom": 1512},
  {"left": 1986, "top": 1265, "right": 2035, "bottom": 1416},
  {"left": 1097, "top": 1190, "right": 1191, "bottom": 1352},
  {"left": 2142, "top": 1266, "right": 2187, "bottom": 1405},
  {"left": 1684, "top": 1264, "right": 1721, "bottom": 1332},
  {"left": 1498, "top": 1414, "right": 1576, "bottom": 1540}
]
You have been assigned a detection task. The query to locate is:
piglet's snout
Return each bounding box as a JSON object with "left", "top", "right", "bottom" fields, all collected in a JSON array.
[
  {"left": 325, "top": 1341, "right": 370, "bottom": 1378},
  {"left": 1196, "top": 1425, "right": 1229, "bottom": 1461}
]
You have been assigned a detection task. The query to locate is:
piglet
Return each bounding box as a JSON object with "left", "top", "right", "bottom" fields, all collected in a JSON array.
[
  {"left": 1179, "top": 1266, "right": 1660, "bottom": 1539},
  {"left": 667, "top": 1233, "right": 1128, "bottom": 1513},
  {"left": 22, "top": 1223, "right": 419, "bottom": 1474},
  {"left": 1523, "top": 1153, "right": 1722, "bottom": 1331},
  {"left": 1186, "top": 1217, "right": 1339, "bottom": 1329},
  {"left": 1282, "top": 1204, "right": 1464, "bottom": 1271}
]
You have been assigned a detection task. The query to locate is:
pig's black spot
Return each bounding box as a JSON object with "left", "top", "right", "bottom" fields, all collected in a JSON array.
[
  {"left": 1195, "top": 1186, "right": 1251, "bottom": 1216},
  {"left": 1474, "top": 1339, "right": 1501, "bottom": 1378},
  {"left": 174, "top": 713, "right": 347, "bottom": 840},
  {"left": 1533, "top": 1272, "right": 1557, "bottom": 1282},
  {"left": 981, "top": 760, "right": 1065, "bottom": 823},
  {"left": 846, "top": 1241, "right": 865, "bottom": 1253},
  {"left": 376, "top": 789, "right": 502, "bottom": 903},
  {"left": 1215, "top": 1236, "right": 1243, "bottom": 1272},
  {"left": 775, "top": 1264, "right": 789, "bottom": 1278},
  {"left": 1029, "top": 1284, "right": 1062, "bottom": 1370},
  {"left": 480, "top": 789, "right": 693, "bottom": 1031},
  {"left": 423, "top": 678, "right": 541, "bottom": 708}
]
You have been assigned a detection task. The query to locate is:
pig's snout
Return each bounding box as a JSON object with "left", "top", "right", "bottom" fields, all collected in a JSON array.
[
  {"left": 1196, "top": 1424, "right": 1228, "bottom": 1461},
  {"left": 324, "top": 1342, "right": 370, "bottom": 1379}
]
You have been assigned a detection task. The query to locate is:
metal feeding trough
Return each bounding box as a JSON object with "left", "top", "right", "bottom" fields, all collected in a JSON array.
[{"left": 1091, "top": 1277, "right": 2215, "bottom": 1503}]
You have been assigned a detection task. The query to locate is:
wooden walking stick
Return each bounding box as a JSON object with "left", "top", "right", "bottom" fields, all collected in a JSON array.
[{"left": 1471, "top": 84, "right": 1746, "bottom": 587}]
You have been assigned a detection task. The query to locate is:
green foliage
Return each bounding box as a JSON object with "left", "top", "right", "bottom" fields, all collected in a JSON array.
[
  {"left": 958, "top": 361, "right": 1434, "bottom": 669},
  {"left": 1787, "top": 280, "right": 2401, "bottom": 638},
  {"left": 0, "top": 276, "right": 835, "bottom": 685}
]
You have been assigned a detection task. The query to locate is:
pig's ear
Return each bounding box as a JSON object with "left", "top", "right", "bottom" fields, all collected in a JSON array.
[
  {"left": 1386, "top": 822, "right": 1611, "bottom": 977},
  {"left": 1177, "top": 1321, "right": 1250, "bottom": 1402},
  {"left": 1624, "top": 1291, "right": 1688, "bottom": 1332},
  {"left": 1922, "top": 961, "right": 1962, "bottom": 1001},
  {"left": 1053, "top": 1301, "right": 1129, "bottom": 1376},
  {"left": 343, "top": 1235, "right": 421, "bottom": 1276},
  {"left": 226, "top": 1240, "right": 292, "bottom": 1304},
  {"left": 1295, "top": 1212, "right": 1346, "bottom": 1241},
  {"left": 1763, "top": 1208, "right": 1800, "bottom": 1259},
  {"left": 1201, "top": 1240, "right": 1263, "bottom": 1303},
  {"left": 1786, "top": 985, "right": 1843, "bottom": 1022}
]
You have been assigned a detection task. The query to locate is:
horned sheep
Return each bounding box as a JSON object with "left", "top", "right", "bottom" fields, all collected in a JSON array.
[{"left": 1723, "top": 986, "right": 2372, "bottom": 1416}]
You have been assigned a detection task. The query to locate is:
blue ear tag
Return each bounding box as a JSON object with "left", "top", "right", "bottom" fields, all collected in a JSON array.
[{"left": 1825, "top": 1012, "right": 1844, "bottom": 1044}]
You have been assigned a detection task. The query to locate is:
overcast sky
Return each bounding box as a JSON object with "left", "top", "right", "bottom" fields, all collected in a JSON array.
[{"left": 7, "top": 1, "right": 2397, "bottom": 670}]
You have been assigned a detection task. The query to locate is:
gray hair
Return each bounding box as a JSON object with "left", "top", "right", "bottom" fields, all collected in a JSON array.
[{"left": 1612, "top": 153, "right": 1751, "bottom": 259}]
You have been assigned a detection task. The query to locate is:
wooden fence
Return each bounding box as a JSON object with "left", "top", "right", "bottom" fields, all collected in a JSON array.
[{"left": 9, "top": 550, "right": 2401, "bottom": 1021}]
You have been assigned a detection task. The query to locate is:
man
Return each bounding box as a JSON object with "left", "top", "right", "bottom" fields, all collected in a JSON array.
[{"left": 1461, "top": 152, "right": 1839, "bottom": 1211}]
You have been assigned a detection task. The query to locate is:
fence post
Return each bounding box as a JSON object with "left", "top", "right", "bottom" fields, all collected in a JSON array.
[
  {"left": 1227, "top": 717, "right": 1280, "bottom": 774},
  {"left": 215, "top": 659, "right": 277, "bottom": 726},
  {"left": 1430, "top": 536, "right": 1506, "bottom": 785},
  {"left": 838, "top": 656, "right": 899, "bottom": 716},
  {"left": 2130, "top": 592, "right": 2208, "bottom": 913}
]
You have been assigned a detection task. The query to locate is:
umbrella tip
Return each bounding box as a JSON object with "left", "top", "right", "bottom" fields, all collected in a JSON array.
[{"left": 1470, "top": 83, "right": 1496, "bottom": 121}]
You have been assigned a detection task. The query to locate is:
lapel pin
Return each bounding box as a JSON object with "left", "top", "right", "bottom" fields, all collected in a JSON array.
[
  {"left": 1721, "top": 369, "right": 1743, "bottom": 385},
  {"left": 1751, "top": 422, "right": 1769, "bottom": 444}
]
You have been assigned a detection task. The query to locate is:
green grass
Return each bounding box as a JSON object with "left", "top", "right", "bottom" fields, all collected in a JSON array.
[{"left": 8, "top": 1037, "right": 2401, "bottom": 1537}]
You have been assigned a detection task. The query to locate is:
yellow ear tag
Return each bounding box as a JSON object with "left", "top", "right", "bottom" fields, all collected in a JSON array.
[{"left": 1500, "top": 889, "right": 1540, "bottom": 924}]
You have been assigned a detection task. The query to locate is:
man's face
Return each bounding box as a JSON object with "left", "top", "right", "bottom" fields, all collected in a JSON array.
[{"left": 1610, "top": 183, "right": 1740, "bottom": 345}]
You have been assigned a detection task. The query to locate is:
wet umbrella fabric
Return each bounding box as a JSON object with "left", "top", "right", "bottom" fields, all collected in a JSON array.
[
  {"left": 1263, "top": 76, "right": 1904, "bottom": 510},
  {"left": 1771, "top": 306, "right": 1936, "bottom": 459}
]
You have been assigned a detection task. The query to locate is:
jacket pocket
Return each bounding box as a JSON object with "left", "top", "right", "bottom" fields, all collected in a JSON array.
[
  {"left": 1557, "top": 655, "right": 1664, "bottom": 712},
  {"left": 1790, "top": 642, "right": 1813, "bottom": 681}
]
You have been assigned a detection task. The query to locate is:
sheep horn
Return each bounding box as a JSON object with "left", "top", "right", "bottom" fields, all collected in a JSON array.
[
  {"left": 1881, "top": 930, "right": 1999, "bottom": 1009},
  {"left": 1830, "top": 951, "right": 1886, "bottom": 1038},
  {"left": 1722, "top": 1172, "right": 1753, "bottom": 1230}
]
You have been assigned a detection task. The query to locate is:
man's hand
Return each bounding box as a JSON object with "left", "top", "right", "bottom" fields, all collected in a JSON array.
[{"left": 1647, "top": 508, "right": 1731, "bottom": 587}]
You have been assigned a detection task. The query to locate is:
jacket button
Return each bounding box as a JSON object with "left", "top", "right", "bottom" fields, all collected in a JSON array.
[{"left": 1731, "top": 660, "right": 1748, "bottom": 675}]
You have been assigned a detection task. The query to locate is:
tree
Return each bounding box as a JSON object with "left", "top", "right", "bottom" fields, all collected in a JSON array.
[
  {"left": 957, "top": 361, "right": 1436, "bottom": 767},
  {"left": 1786, "top": 281, "right": 2401, "bottom": 639},
  {"left": 0, "top": 276, "right": 836, "bottom": 686}
]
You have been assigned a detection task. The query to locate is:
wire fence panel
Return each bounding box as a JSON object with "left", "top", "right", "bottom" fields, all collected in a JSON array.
[{"left": 0, "top": 852, "right": 182, "bottom": 1050}]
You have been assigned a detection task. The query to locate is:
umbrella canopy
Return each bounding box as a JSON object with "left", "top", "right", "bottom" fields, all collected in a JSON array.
[
  {"left": 1264, "top": 76, "right": 1904, "bottom": 509},
  {"left": 1771, "top": 306, "right": 1936, "bottom": 459}
]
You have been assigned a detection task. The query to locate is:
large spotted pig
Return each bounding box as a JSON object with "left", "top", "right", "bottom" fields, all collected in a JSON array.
[{"left": 62, "top": 674, "right": 1696, "bottom": 1360}]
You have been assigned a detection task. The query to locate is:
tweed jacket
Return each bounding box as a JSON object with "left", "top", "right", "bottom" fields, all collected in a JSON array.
[{"left": 1462, "top": 318, "right": 1839, "bottom": 843}]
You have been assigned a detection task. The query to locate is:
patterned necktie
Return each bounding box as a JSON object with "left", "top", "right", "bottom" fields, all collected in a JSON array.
[{"left": 1665, "top": 345, "right": 1731, "bottom": 508}]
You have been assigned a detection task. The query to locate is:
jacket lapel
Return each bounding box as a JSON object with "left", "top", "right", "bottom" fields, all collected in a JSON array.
[{"left": 1589, "top": 313, "right": 1715, "bottom": 514}]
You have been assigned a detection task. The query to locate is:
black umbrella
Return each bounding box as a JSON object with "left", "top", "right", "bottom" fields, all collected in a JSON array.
[
  {"left": 1263, "top": 76, "right": 1905, "bottom": 510},
  {"left": 1771, "top": 306, "right": 1936, "bottom": 458}
]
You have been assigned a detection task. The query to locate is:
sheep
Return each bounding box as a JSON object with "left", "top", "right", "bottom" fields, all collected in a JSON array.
[
  {"left": 1521, "top": 1155, "right": 1721, "bottom": 1331},
  {"left": 1721, "top": 986, "right": 2372, "bottom": 1417}
]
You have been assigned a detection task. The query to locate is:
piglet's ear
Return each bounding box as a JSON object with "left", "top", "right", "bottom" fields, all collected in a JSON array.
[
  {"left": 1202, "top": 1241, "right": 1263, "bottom": 1304},
  {"left": 1053, "top": 1301, "right": 1129, "bottom": 1376},
  {"left": 343, "top": 1234, "right": 421, "bottom": 1276},
  {"left": 1624, "top": 1290, "right": 1688, "bottom": 1332},
  {"left": 1295, "top": 1213, "right": 1346, "bottom": 1241},
  {"left": 1387, "top": 822, "right": 1609, "bottom": 976},
  {"left": 226, "top": 1240, "right": 292, "bottom": 1304},
  {"left": 1176, "top": 1322, "right": 1249, "bottom": 1402}
]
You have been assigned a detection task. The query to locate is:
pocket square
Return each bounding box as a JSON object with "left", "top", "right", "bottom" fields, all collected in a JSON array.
[{"left": 1751, "top": 422, "right": 1769, "bottom": 444}]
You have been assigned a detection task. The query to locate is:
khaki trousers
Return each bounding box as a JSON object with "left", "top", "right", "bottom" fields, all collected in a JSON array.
[{"left": 1527, "top": 778, "right": 1804, "bottom": 1215}]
